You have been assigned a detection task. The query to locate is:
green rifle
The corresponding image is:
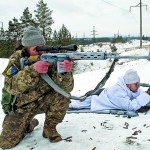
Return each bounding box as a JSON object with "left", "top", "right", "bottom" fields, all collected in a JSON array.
[{"left": 139, "top": 83, "right": 150, "bottom": 87}]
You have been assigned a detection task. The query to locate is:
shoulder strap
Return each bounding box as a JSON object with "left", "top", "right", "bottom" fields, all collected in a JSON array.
[
  {"left": 79, "top": 59, "right": 118, "bottom": 98},
  {"left": 40, "top": 73, "right": 71, "bottom": 98},
  {"left": 40, "top": 73, "right": 84, "bottom": 100},
  {"left": 20, "top": 57, "right": 25, "bottom": 69}
]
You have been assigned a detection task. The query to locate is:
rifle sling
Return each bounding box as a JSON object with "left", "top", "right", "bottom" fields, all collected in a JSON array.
[
  {"left": 40, "top": 73, "right": 91, "bottom": 101},
  {"left": 83, "top": 59, "right": 118, "bottom": 97},
  {"left": 40, "top": 73, "right": 71, "bottom": 98},
  {"left": 40, "top": 59, "right": 118, "bottom": 101}
]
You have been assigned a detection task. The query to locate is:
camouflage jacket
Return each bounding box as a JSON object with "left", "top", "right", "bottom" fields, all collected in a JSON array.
[{"left": 3, "top": 50, "right": 74, "bottom": 107}]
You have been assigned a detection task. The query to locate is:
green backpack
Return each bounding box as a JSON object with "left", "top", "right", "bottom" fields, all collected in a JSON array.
[
  {"left": 1, "top": 88, "right": 16, "bottom": 114},
  {"left": 1, "top": 56, "right": 24, "bottom": 114}
]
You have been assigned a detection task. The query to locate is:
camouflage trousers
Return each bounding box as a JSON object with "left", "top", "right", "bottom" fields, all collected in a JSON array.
[{"left": 0, "top": 91, "right": 70, "bottom": 149}]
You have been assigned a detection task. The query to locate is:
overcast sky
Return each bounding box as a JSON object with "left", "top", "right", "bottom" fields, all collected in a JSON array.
[{"left": 0, "top": 0, "right": 150, "bottom": 38}]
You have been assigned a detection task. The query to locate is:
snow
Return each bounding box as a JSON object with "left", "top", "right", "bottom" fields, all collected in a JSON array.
[{"left": 0, "top": 40, "right": 150, "bottom": 150}]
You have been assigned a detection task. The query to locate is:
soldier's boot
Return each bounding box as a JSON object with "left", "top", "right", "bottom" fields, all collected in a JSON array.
[
  {"left": 42, "top": 121, "right": 62, "bottom": 143},
  {"left": 26, "top": 118, "right": 39, "bottom": 133}
]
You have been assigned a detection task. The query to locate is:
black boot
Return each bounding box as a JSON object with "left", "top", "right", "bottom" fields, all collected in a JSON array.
[
  {"left": 26, "top": 118, "right": 39, "bottom": 133},
  {"left": 42, "top": 121, "right": 62, "bottom": 143}
]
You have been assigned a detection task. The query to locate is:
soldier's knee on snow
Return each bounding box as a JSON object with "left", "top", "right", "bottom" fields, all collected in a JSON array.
[{"left": 0, "top": 134, "right": 23, "bottom": 149}]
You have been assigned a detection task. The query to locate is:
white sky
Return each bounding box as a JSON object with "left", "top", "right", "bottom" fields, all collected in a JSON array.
[{"left": 0, "top": 0, "right": 150, "bottom": 37}]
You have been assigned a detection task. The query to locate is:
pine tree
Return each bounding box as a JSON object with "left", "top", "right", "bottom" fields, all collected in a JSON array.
[
  {"left": 0, "top": 27, "right": 5, "bottom": 39},
  {"left": 52, "top": 30, "right": 59, "bottom": 45},
  {"left": 57, "top": 24, "right": 73, "bottom": 45},
  {"left": 20, "top": 7, "right": 37, "bottom": 30},
  {"left": 34, "top": 0, "right": 54, "bottom": 41},
  {"left": 8, "top": 18, "right": 22, "bottom": 37},
  {"left": 5, "top": 18, "right": 22, "bottom": 48},
  {"left": 0, "top": 18, "right": 21, "bottom": 58},
  {"left": 111, "top": 34, "right": 124, "bottom": 43}
]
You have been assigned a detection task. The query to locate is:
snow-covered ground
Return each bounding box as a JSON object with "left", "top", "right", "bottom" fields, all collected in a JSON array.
[{"left": 0, "top": 40, "right": 150, "bottom": 150}]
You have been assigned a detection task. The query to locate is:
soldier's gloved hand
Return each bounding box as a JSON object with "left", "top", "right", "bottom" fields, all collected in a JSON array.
[
  {"left": 33, "top": 61, "right": 51, "bottom": 73},
  {"left": 59, "top": 60, "right": 73, "bottom": 72}
]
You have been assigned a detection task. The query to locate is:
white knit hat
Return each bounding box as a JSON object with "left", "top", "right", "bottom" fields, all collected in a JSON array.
[
  {"left": 22, "top": 26, "right": 45, "bottom": 47},
  {"left": 123, "top": 69, "right": 140, "bottom": 84}
]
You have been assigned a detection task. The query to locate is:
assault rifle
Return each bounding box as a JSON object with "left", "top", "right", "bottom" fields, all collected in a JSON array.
[{"left": 40, "top": 51, "right": 150, "bottom": 73}]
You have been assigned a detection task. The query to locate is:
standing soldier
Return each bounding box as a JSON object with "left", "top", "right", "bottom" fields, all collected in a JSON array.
[{"left": 0, "top": 26, "right": 74, "bottom": 149}]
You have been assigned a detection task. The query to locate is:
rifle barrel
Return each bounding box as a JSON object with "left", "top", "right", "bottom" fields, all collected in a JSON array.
[
  {"left": 138, "top": 83, "right": 150, "bottom": 87},
  {"left": 106, "top": 54, "right": 150, "bottom": 60}
]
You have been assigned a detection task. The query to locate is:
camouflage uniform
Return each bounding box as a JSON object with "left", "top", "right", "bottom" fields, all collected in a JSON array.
[{"left": 0, "top": 50, "right": 74, "bottom": 149}]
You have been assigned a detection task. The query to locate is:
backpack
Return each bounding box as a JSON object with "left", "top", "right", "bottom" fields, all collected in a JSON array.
[
  {"left": 1, "top": 87, "right": 16, "bottom": 114},
  {"left": 1, "top": 53, "right": 23, "bottom": 114}
]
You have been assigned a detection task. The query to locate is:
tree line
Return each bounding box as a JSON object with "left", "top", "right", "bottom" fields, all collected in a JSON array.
[{"left": 0, "top": 0, "right": 74, "bottom": 58}]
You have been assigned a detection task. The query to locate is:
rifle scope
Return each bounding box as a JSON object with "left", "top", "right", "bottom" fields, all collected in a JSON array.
[{"left": 36, "top": 44, "right": 77, "bottom": 52}]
